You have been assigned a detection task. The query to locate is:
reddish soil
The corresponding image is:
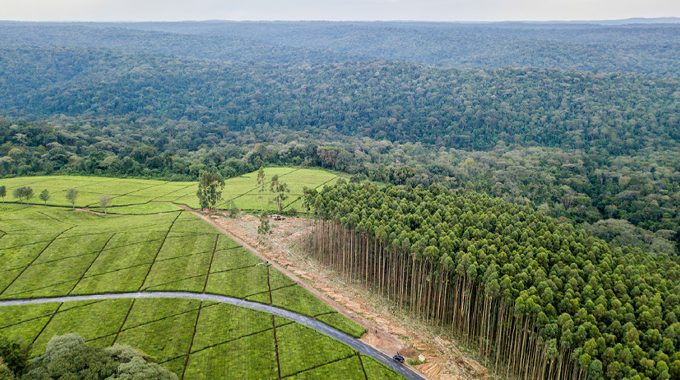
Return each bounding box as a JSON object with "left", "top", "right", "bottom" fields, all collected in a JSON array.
[{"left": 202, "top": 212, "right": 490, "bottom": 380}]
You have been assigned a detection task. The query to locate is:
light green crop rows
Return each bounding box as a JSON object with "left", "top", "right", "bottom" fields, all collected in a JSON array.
[
  {"left": 0, "top": 167, "right": 348, "bottom": 212},
  {"left": 0, "top": 299, "right": 402, "bottom": 379},
  {"left": 0, "top": 201, "right": 394, "bottom": 379}
]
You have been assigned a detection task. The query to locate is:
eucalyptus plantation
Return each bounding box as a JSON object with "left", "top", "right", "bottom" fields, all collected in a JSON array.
[{"left": 304, "top": 182, "right": 680, "bottom": 380}]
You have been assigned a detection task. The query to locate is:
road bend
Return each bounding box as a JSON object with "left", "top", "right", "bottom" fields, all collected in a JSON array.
[{"left": 0, "top": 291, "right": 429, "bottom": 380}]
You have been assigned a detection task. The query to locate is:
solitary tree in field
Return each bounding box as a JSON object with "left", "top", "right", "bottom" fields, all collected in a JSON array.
[
  {"left": 270, "top": 175, "right": 289, "bottom": 214},
  {"left": 39, "top": 189, "right": 50, "bottom": 206},
  {"left": 196, "top": 170, "right": 225, "bottom": 212},
  {"left": 65, "top": 188, "right": 78, "bottom": 210},
  {"left": 257, "top": 211, "right": 272, "bottom": 239},
  {"left": 12, "top": 187, "right": 34, "bottom": 204},
  {"left": 99, "top": 194, "right": 113, "bottom": 215},
  {"left": 226, "top": 199, "right": 239, "bottom": 218},
  {"left": 0, "top": 185, "right": 6, "bottom": 202},
  {"left": 257, "top": 167, "right": 266, "bottom": 212}
]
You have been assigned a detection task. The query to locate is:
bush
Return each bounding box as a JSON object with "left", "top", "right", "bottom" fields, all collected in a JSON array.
[{"left": 24, "top": 334, "right": 177, "bottom": 380}]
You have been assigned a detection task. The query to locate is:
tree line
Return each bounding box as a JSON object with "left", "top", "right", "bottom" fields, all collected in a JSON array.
[{"left": 303, "top": 182, "right": 680, "bottom": 380}]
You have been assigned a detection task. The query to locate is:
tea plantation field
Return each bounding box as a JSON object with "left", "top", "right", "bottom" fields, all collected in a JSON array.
[
  {"left": 0, "top": 199, "right": 402, "bottom": 379},
  {"left": 0, "top": 167, "right": 346, "bottom": 212}
]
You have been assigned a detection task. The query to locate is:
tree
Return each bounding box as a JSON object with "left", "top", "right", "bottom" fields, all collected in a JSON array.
[
  {"left": 12, "top": 187, "right": 33, "bottom": 204},
  {"left": 196, "top": 170, "right": 225, "bottom": 212},
  {"left": 39, "top": 190, "right": 50, "bottom": 206},
  {"left": 0, "top": 186, "right": 5, "bottom": 203},
  {"left": 226, "top": 199, "right": 239, "bottom": 218},
  {"left": 257, "top": 211, "right": 272, "bottom": 238},
  {"left": 257, "top": 167, "right": 266, "bottom": 212},
  {"left": 270, "top": 174, "right": 289, "bottom": 214},
  {"left": 65, "top": 188, "right": 79, "bottom": 210},
  {"left": 0, "top": 335, "right": 29, "bottom": 377},
  {"left": 24, "top": 334, "right": 177, "bottom": 380},
  {"left": 98, "top": 194, "right": 113, "bottom": 215}
]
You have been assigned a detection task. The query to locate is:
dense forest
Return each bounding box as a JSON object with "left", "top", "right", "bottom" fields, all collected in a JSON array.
[
  {"left": 4, "top": 21, "right": 678, "bottom": 76},
  {"left": 2, "top": 19, "right": 680, "bottom": 379},
  {"left": 303, "top": 182, "right": 680, "bottom": 380},
  {"left": 2, "top": 46, "right": 679, "bottom": 153},
  {"left": 0, "top": 37, "right": 678, "bottom": 252}
]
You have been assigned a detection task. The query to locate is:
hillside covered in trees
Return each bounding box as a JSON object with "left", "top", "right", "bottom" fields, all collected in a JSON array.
[
  {"left": 1, "top": 35, "right": 678, "bottom": 252},
  {"left": 2, "top": 19, "right": 680, "bottom": 379}
]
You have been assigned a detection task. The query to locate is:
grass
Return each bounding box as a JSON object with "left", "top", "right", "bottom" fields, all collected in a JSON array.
[
  {"left": 0, "top": 166, "right": 348, "bottom": 211},
  {"left": 362, "top": 356, "right": 409, "bottom": 379},
  {"left": 0, "top": 299, "right": 403, "bottom": 379},
  {"left": 91, "top": 202, "right": 183, "bottom": 215},
  {"left": 0, "top": 170, "right": 402, "bottom": 379},
  {"left": 276, "top": 322, "right": 357, "bottom": 378},
  {"left": 316, "top": 313, "right": 367, "bottom": 339}
]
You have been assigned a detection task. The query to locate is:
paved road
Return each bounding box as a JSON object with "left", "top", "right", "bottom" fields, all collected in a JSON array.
[{"left": 0, "top": 291, "right": 428, "bottom": 380}]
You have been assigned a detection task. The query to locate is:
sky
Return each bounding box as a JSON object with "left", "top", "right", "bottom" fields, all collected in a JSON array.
[{"left": 0, "top": 0, "right": 678, "bottom": 22}]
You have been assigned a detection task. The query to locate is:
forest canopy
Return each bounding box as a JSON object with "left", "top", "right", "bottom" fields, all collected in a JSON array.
[{"left": 304, "top": 182, "right": 680, "bottom": 380}]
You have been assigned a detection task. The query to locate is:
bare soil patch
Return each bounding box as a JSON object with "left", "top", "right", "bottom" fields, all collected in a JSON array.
[{"left": 210, "top": 213, "right": 490, "bottom": 380}]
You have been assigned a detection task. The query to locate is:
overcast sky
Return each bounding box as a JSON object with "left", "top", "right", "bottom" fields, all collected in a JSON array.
[{"left": 1, "top": 0, "right": 678, "bottom": 22}]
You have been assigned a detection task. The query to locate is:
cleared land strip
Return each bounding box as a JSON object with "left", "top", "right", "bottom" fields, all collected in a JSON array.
[{"left": 0, "top": 291, "right": 427, "bottom": 380}]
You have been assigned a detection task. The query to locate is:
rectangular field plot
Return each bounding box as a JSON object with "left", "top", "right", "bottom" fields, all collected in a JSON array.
[
  {"left": 122, "top": 298, "right": 200, "bottom": 330},
  {"left": 0, "top": 206, "right": 70, "bottom": 233},
  {"left": 33, "top": 232, "right": 113, "bottom": 266},
  {"left": 0, "top": 302, "right": 59, "bottom": 329},
  {"left": 0, "top": 234, "right": 59, "bottom": 271},
  {"left": 116, "top": 307, "right": 199, "bottom": 362},
  {"left": 209, "top": 247, "right": 263, "bottom": 273},
  {"left": 141, "top": 252, "right": 212, "bottom": 293},
  {"left": 205, "top": 265, "right": 270, "bottom": 298},
  {"left": 31, "top": 298, "right": 133, "bottom": 355},
  {"left": 107, "top": 195, "right": 165, "bottom": 207},
  {"left": 0, "top": 303, "right": 59, "bottom": 345},
  {"left": 2, "top": 256, "right": 96, "bottom": 299},
  {"left": 167, "top": 212, "right": 218, "bottom": 236},
  {"left": 184, "top": 329, "right": 278, "bottom": 380},
  {"left": 276, "top": 322, "right": 357, "bottom": 378},
  {"left": 126, "top": 182, "right": 193, "bottom": 198},
  {"left": 192, "top": 303, "right": 273, "bottom": 351},
  {"left": 268, "top": 285, "right": 336, "bottom": 318},
  {"left": 79, "top": 179, "right": 161, "bottom": 195},
  {"left": 92, "top": 203, "right": 184, "bottom": 215},
  {"left": 155, "top": 233, "right": 218, "bottom": 261},
  {"left": 287, "top": 355, "right": 366, "bottom": 380},
  {"left": 0, "top": 311, "right": 54, "bottom": 346}
]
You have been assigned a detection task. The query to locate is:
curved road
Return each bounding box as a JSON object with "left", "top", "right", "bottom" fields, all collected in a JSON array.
[{"left": 0, "top": 291, "right": 428, "bottom": 380}]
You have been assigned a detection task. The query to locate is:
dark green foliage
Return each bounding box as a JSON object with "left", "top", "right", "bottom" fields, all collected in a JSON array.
[
  {"left": 196, "top": 170, "right": 225, "bottom": 211},
  {"left": 270, "top": 174, "right": 289, "bottom": 214},
  {"left": 2, "top": 22, "right": 680, "bottom": 76},
  {"left": 65, "top": 188, "right": 78, "bottom": 209},
  {"left": 38, "top": 190, "right": 49, "bottom": 206},
  {"left": 11, "top": 187, "right": 33, "bottom": 204},
  {"left": 0, "top": 336, "right": 29, "bottom": 377},
  {"left": 258, "top": 212, "right": 272, "bottom": 237},
  {"left": 2, "top": 47, "right": 678, "bottom": 154},
  {"left": 24, "top": 334, "right": 177, "bottom": 380},
  {"left": 306, "top": 182, "right": 680, "bottom": 380}
]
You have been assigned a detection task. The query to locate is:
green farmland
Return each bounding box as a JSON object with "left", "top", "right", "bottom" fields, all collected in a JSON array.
[
  {"left": 0, "top": 167, "right": 347, "bottom": 212},
  {"left": 0, "top": 178, "right": 402, "bottom": 379}
]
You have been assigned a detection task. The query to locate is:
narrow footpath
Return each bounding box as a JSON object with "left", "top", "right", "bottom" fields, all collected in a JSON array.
[{"left": 0, "top": 291, "right": 427, "bottom": 380}]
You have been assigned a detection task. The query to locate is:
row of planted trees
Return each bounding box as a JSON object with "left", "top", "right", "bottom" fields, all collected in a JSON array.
[
  {"left": 303, "top": 182, "right": 680, "bottom": 380},
  {"left": 0, "top": 184, "right": 114, "bottom": 213}
]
